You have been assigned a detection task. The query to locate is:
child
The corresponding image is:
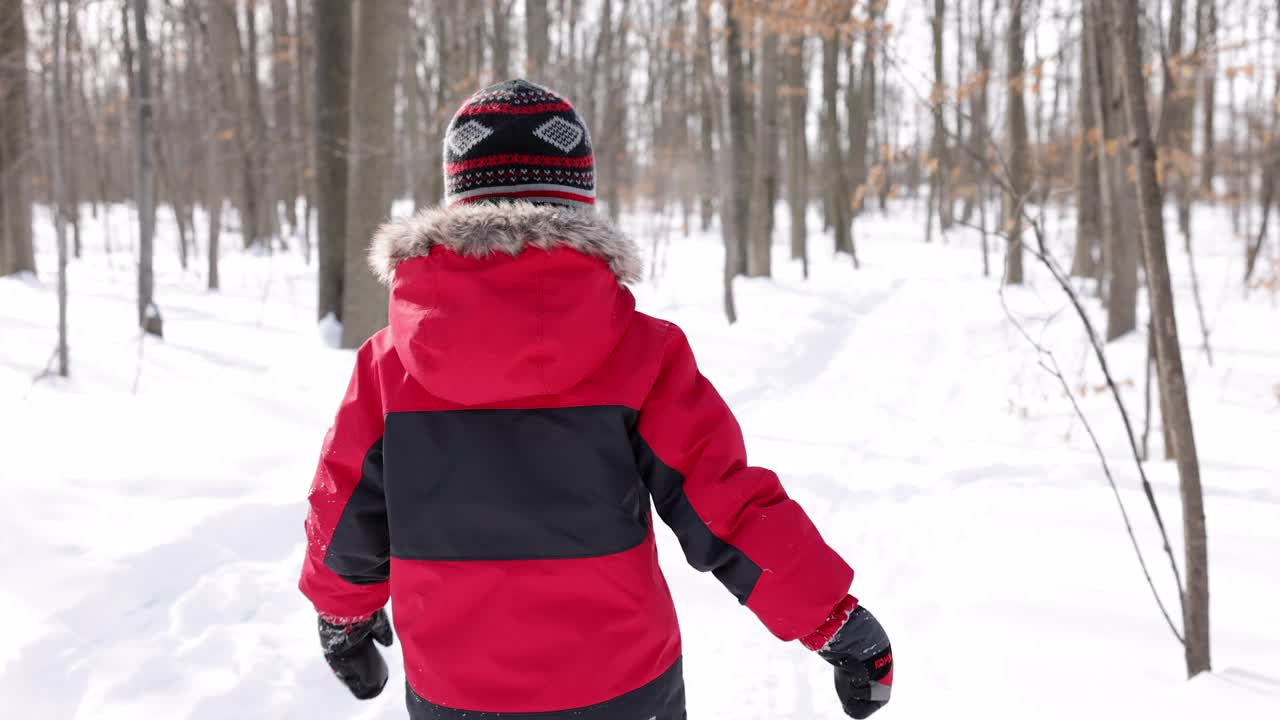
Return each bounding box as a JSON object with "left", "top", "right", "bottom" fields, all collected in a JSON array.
[{"left": 299, "top": 79, "right": 892, "bottom": 720}]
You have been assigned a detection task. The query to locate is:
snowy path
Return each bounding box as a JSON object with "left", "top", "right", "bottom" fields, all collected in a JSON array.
[{"left": 3, "top": 205, "right": 1279, "bottom": 719}]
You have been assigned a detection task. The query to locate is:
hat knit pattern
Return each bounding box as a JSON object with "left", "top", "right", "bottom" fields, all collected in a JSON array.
[{"left": 442, "top": 79, "right": 595, "bottom": 208}]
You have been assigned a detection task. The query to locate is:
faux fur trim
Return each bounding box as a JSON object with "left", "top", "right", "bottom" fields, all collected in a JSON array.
[{"left": 368, "top": 202, "right": 642, "bottom": 285}]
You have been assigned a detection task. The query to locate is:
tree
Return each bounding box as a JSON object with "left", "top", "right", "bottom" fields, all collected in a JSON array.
[
  {"left": 491, "top": 0, "right": 513, "bottom": 80},
  {"left": 962, "top": 0, "right": 993, "bottom": 229},
  {"left": 724, "top": 0, "right": 750, "bottom": 278},
  {"left": 696, "top": 2, "right": 716, "bottom": 231},
  {"left": 1114, "top": 0, "right": 1211, "bottom": 679},
  {"left": 784, "top": 31, "right": 808, "bottom": 275},
  {"left": 190, "top": 0, "right": 224, "bottom": 290},
  {"left": 1004, "top": 0, "right": 1029, "bottom": 284},
  {"left": 314, "top": 0, "right": 351, "bottom": 322},
  {"left": 271, "top": 0, "right": 298, "bottom": 234},
  {"left": 746, "top": 25, "right": 779, "bottom": 278},
  {"left": 1072, "top": 4, "right": 1102, "bottom": 280},
  {"left": 1158, "top": 0, "right": 1196, "bottom": 243},
  {"left": 927, "top": 0, "right": 953, "bottom": 241},
  {"left": 135, "top": 0, "right": 162, "bottom": 337},
  {"left": 0, "top": 0, "right": 34, "bottom": 276},
  {"left": 241, "top": 0, "right": 273, "bottom": 247},
  {"left": 822, "top": 6, "right": 855, "bottom": 261},
  {"left": 340, "top": 0, "right": 404, "bottom": 348},
  {"left": 526, "top": 0, "right": 549, "bottom": 76},
  {"left": 50, "top": 0, "right": 70, "bottom": 375},
  {"left": 294, "top": 0, "right": 315, "bottom": 261},
  {"left": 848, "top": 2, "right": 877, "bottom": 213},
  {"left": 1196, "top": 0, "right": 1217, "bottom": 194},
  {"left": 1087, "top": 0, "right": 1138, "bottom": 339}
]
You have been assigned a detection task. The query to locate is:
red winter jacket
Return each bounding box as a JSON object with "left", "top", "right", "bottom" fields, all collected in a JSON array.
[{"left": 299, "top": 202, "right": 854, "bottom": 719}]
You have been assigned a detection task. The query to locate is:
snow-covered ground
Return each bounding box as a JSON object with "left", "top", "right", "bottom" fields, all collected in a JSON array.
[{"left": 2, "top": 201, "right": 1278, "bottom": 719}]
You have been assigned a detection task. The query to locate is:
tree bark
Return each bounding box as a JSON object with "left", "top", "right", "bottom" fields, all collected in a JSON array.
[
  {"left": 1004, "top": 0, "right": 1029, "bottom": 285},
  {"left": 491, "top": 0, "right": 512, "bottom": 80},
  {"left": 849, "top": 4, "right": 877, "bottom": 213},
  {"left": 0, "top": 0, "right": 34, "bottom": 276},
  {"left": 135, "top": 0, "right": 162, "bottom": 337},
  {"left": 964, "top": 0, "right": 992, "bottom": 231},
  {"left": 599, "top": 0, "right": 630, "bottom": 223},
  {"left": 187, "top": 1, "right": 223, "bottom": 289},
  {"left": 1115, "top": 0, "right": 1211, "bottom": 678},
  {"left": 746, "top": 28, "right": 779, "bottom": 278},
  {"left": 1090, "top": 0, "right": 1138, "bottom": 339},
  {"left": 526, "top": 0, "right": 549, "bottom": 77},
  {"left": 64, "top": 10, "right": 83, "bottom": 260},
  {"left": 242, "top": 0, "right": 273, "bottom": 247},
  {"left": 724, "top": 0, "right": 750, "bottom": 276},
  {"left": 295, "top": 0, "right": 314, "bottom": 262},
  {"left": 340, "top": 0, "right": 403, "bottom": 348},
  {"left": 696, "top": 3, "right": 716, "bottom": 231},
  {"left": 785, "top": 31, "right": 808, "bottom": 274},
  {"left": 1196, "top": 0, "right": 1217, "bottom": 194},
  {"left": 1073, "top": 4, "right": 1102, "bottom": 280},
  {"left": 929, "top": 0, "right": 953, "bottom": 234},
  {"left": 314, "top": 0, "right": 351, "bottom": 322},
  {"left": 1159, "top": 0, "right": 1195, "bottom": 243},
  {"left": 823, "top": 15, "right": 854, "bottom": 261},
  {"left": 271, "top": 0, "right": 298, "bottom": 234},
  {"left": 51, "top": 0, "right": 70, "bottom": 375},
  {"left": 401, "top": 18, "right": 423, "bottom": 210}
]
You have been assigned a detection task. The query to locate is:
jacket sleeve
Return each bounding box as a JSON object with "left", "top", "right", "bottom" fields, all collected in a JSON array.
[
  {"left": 634, "top": 323, "right": 854, "bottom": 641},
  {"left": 299, "top": 340, "right": 391, "bottom": 622}
]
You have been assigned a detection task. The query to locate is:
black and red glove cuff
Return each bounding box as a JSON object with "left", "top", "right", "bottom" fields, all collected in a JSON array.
[{"left": 801, "top": 594, "right": 859, "bottom": 651}]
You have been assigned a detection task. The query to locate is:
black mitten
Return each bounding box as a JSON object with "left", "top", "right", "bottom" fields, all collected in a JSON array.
[
  {"left": 318, "top": 609, "right": 395, "bottom": 700},
  {"left": 812, "top": 602, "right": 893, "bottom": 719}
]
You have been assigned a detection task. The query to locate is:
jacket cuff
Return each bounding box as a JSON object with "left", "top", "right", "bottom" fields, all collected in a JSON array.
[
  {"left": 319, "top": 611, "right": 375, "bottom": 626},
  {"left": 799, "top": 594, "right": 858, "bottom": 651}
]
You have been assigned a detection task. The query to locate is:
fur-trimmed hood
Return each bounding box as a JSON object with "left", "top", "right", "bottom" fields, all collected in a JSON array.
[
  {"left": 373, "top": 201, "right": 640, "bottom": 406},
  {"left": 368, "top": 201, "right": 642, "bottom": 286}
]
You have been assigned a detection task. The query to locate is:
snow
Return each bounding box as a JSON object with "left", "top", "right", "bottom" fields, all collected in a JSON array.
[{"left": 2, "top": 200, "right": 1278, "bottom": 719}]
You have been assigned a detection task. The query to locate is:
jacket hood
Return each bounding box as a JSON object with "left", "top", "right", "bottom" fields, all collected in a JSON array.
[{"left": 368, "top": 202, "right": 641, "bottom": 405}]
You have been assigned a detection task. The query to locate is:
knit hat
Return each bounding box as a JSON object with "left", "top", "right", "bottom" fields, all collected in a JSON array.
[{"left": 442, "top": 79, "right": 595, "bottom": 208}]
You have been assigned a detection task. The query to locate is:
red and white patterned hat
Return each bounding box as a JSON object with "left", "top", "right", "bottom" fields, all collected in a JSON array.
[{"left": 442, "top": 79, "right": 595, "bottom": 208}]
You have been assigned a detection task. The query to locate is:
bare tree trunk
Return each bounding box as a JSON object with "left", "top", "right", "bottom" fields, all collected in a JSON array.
[
  {"left": 929, "top": 0, "right": 953, "bottom": 235},
  {"left": 823, "top": 13, "right": 855, "bottom": 261},
  {"left": 491, "top": 0, "right": 511, "bottom": 80},
  {"left": 965, "top": 0, "right": 992, "bottom": 234},
  {"left": 295, "top": 0, "right": 314, "bottom": 262},
  {"left": 785, "top": 31, "right": 808, "bottom": 274},
  {"left": 1073, "top": 5, "right": 1102, "bottom": 280},
  {"left": 0, "top": 0, "right": 34, "bottom": 276},
  {"left": 135, "top": 0, "right": 162, "bottom": 337},
  {"left": 1004, "top": 0, "right": 1029, "bottom": 285},
  {"left": 526, "top": 0, "right": 549, "bottom": 77},
  {"left": 601, "top": 0, "right": 630, "bottom": 223},
  {"left": 340, "top": 0, "right": 403, "bottom": 348},
  {"left": 400, "top": 21, "right": 423, "bottom": 210},
  {"left": 242, "top": 0, "right": 274, "bottom": 248},
  {"left": 1115, "top": 0, "right": 1211, "bottom": 678},
  {"left": 1159, "top": 0, "right": 1195, "bottom": 244},
  {"left": 272, "top": 0, "right": 298, "bottom": 235},
  {"left": 724, "top": 0, "right": 750, "bottom": 276},
  {"left": 50, "top": 0, "right": 70, "bottom": 375},
  {"left": 64, "top": 10, "right": 83, "bottom": 260},
  {"left": 746, "top": 28, "right": 779, "bottom": 278},
  {"left": 697, "top": 3, "right": 716, "bottom": 231},
  {"left": 1197, "top": 0, "right": 1217, "bottom": 194},
  {"left": 1090, "top": 0, "right": 1138, "bottom": 339},
  {"left": 315, "top": 0, "right": 350, "bottom": 322},
  {"left": 849, "top": 4, "right": 877, "bottom": 213}
]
